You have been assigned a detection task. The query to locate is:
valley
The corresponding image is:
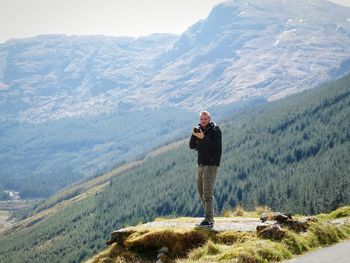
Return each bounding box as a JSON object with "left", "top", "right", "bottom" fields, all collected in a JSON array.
[{"left": 0, "top": 72, "right": 349, "bottom": 262}]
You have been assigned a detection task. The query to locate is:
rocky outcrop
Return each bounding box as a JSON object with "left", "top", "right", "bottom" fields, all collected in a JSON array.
[
  {"left": 106, "top": 228, "right": 136, "bottom": 245},
  {"left": 257, "top": 224, "right": 286, "bottom": 239},
  {"left": 257, "top": 212, "right": 318, "bottom": 239},
  {"left": 260, "top": 212, "right": 292, "bottom": 222}
]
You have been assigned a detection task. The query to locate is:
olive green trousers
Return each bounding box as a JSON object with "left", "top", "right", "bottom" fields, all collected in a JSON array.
[{"left": 196, "top": 164, "right": 218, "bottom": 223}]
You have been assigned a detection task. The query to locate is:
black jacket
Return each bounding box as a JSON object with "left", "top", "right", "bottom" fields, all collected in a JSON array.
[{"left": 189, "top": 121, "right": 222, "bottom": 166}]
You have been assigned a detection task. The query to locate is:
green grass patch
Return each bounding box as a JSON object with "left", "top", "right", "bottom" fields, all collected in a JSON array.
[{"left": 317, "top": 206, "right": 350, "bottom": 221}]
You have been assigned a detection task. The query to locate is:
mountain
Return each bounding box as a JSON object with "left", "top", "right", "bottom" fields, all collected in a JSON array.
[
  {"left": 0, "top": 33, "right": 178, "bottom": 123},
  {"left": 0, "top": 73, "right": 349, "bottom": 263},
  {"left": 1, "top": 0, "right": 350, "bottom": 197},
  {"left": 149, "top": 0, "right": 350, "bottom": 107}
]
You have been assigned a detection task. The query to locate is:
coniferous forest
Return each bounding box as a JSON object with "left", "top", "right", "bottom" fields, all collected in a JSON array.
[{"left": 0, "top": 74, "right": 349, "bottom": 262}]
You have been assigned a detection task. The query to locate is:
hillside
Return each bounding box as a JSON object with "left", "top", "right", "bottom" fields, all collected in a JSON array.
[
  {"left": 1, "top": 0, "right": 350, "bottom": 197},
  {"left": 0, "top": 73, "right": 349, "bottom": 262}
]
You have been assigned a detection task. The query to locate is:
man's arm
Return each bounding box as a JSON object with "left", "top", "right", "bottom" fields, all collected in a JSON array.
[{"left": 189, "top": 134, "right": 197, "bottom": 149}]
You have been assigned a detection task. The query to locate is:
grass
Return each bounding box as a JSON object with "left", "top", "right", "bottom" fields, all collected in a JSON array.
[
  {"left": 184, "top": 239, "right": 293, "bottom": 263},
  {"left": 89, "top": 206, "right": 350, "bottom": 263},
  {"left": 222, "top": 205, "right": 273, "bottom": 218},
  {"left": 0, "top": 210, "right": 11, "bottom": 233},
  {"left": 316, "top": 206, "right": 350, "bottom": 221}
]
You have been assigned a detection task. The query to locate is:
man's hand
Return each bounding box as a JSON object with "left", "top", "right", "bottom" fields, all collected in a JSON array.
[{"left": 192, "top": 127, "right": 205, "bottom": 139}]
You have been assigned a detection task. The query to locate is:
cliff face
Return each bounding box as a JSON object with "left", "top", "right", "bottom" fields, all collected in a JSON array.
[{"left": 89, "top": 206, "right": 350, "bottom": 263}]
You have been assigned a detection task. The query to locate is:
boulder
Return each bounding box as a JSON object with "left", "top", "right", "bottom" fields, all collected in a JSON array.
[
  {"left": 280, "top": 216, "right": 318, "bottom": 232},
  {"left": 106, "top": 228, "right": 136, "bottom": 245},
  {"left": 156, "top": 252, "right": 169, "bottom": 263},
  {"left": 257, "top": 224, "right": 286, "bottom": 240},
  {"left": 260, "top": 212, "right": 292, "bottom": 223},
  {"left": 257, "top": 214, "right": 318, "bottom": 236},
  {"left": 280, "top": 219, "right": 308, "bottom": 232},
  {"left": 158, "top": 246, "right": 169, "bottom": 253},
  {"left": 256, "top": 223, "right": 272, "bottom": 233}
]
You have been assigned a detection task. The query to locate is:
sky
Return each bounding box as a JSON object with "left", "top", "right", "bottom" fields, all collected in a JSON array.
[
  {"left": 0, "top": 0, "right": 349, "bottom": 44},
  {"left": 0, "top": 0, "right": 223, "bottom": 43}
]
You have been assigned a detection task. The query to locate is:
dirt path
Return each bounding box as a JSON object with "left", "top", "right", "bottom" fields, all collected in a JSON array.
[{"left": 283, "top": 239, "right": 350, "bottom": 263}]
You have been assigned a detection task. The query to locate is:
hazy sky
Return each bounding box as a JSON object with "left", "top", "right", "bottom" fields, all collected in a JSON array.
[
  {"left": 0, "top": 0, "right": 349, "bottom": 44},
  {"left": 0, "top": 0, "right": 223, "bottom": 43}
]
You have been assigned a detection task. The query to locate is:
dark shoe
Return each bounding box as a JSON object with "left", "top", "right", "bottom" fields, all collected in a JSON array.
[{"left": 195, "top": 220, "right": 214, "bottom": 228}]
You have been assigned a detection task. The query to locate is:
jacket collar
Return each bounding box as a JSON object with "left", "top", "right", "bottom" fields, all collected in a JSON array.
[{"left": 199, "top": 121, "right": 216, "bottom": 132}]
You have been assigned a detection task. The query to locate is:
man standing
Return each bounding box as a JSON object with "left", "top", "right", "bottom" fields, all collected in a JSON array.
[{"left": 189, "top": 110, "right": 222, "bottom": 228}]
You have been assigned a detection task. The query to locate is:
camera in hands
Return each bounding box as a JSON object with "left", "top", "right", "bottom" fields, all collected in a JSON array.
[{"left": 193, "top": 127, "right": 201, "bottom": 133}]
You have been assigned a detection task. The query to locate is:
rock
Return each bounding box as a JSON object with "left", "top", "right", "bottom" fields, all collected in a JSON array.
[
  {"left": 158, "top": 246, "right": 169, "bottom": 253},
  {"left": 157, "top": 252, "right": 165, "bottom": 259},
  {"left": 257, "top": 224, "right": 286, "bottom": 240},
  {"left": 260, "top": 212, "right": 292, "bottom": 223},
  {"left": 156, "top": 253, "right": 169, "bottom": 263},
  {"left": 256, "top": 223, "right": 272, "bottom": 233},
  {"left": 257, "top": 214, "right": 318, "bottom": 236},
  {"left": 279, "top": 217, "right": 318, "bottom": 232},
  {"left": 280, "top": 219, "right": 308, "bottom": 232},
  {"left": 156, "top": 246, "right": 169, "bottom": 262},
  {"left": 260, "top": 214, "right": 269, "bottom": 222},
  {"left": 106, "top": 228, "right": 135, "bottom": 245},
  {"left": 305, "top": 217, "right": 318, "bottom": 223}
]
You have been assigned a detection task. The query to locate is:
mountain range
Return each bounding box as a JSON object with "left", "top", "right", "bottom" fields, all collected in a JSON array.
[{"left": 1, "top": 0, "right": 350, "bottom": 197}]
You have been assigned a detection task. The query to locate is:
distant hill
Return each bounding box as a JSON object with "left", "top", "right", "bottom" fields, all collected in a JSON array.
[
  {"left": 1, "top": 0, "right": 350, "bottom": 197},
  {"left": 0, "top": 73, "right": 349, "bottom": 263}
]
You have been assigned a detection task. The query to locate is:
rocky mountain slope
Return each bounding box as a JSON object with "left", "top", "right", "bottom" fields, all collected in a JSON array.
[
  {"left": 0, "top": 34, "right": 177, "bottom": 123},
  {"left": 1, "top": 0, "right": 350, "bottom": 197},
  {"left": 148, "top": 0, "right": 350, "bottom": 107}
]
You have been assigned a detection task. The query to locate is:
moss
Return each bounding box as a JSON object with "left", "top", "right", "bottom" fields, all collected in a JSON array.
[
  {"left": 309, "top": 221, "right": 349, "bottom": 245},
  {"left": 185, "top": 240, "right": 223, "bottom": 261},
  {"left": 317, "top": 206, "right": 350, "bottom": 221},
  {"left": 124, "top": 228, "right": 213, "bottom": 258},
  {"left": 206, "top": 240, "right": 221, "bottom": 255},
  {"left": 91, "top": 242, "right": 153, "bottom": 263},
  {"left": 217, "top": 239, "right": 293, "bottom": 263},
  {"left": 213, "top": 231, "right": 252, "bottom": 245},
  {"left": 182, "top": 238, "right": 293, "bottom": 262},
  {"left": 282, "top": 230, "right": 312, "bottom": 254},
  {"left": 329, "top": 206, "right": 350, "bottom": 219}
]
